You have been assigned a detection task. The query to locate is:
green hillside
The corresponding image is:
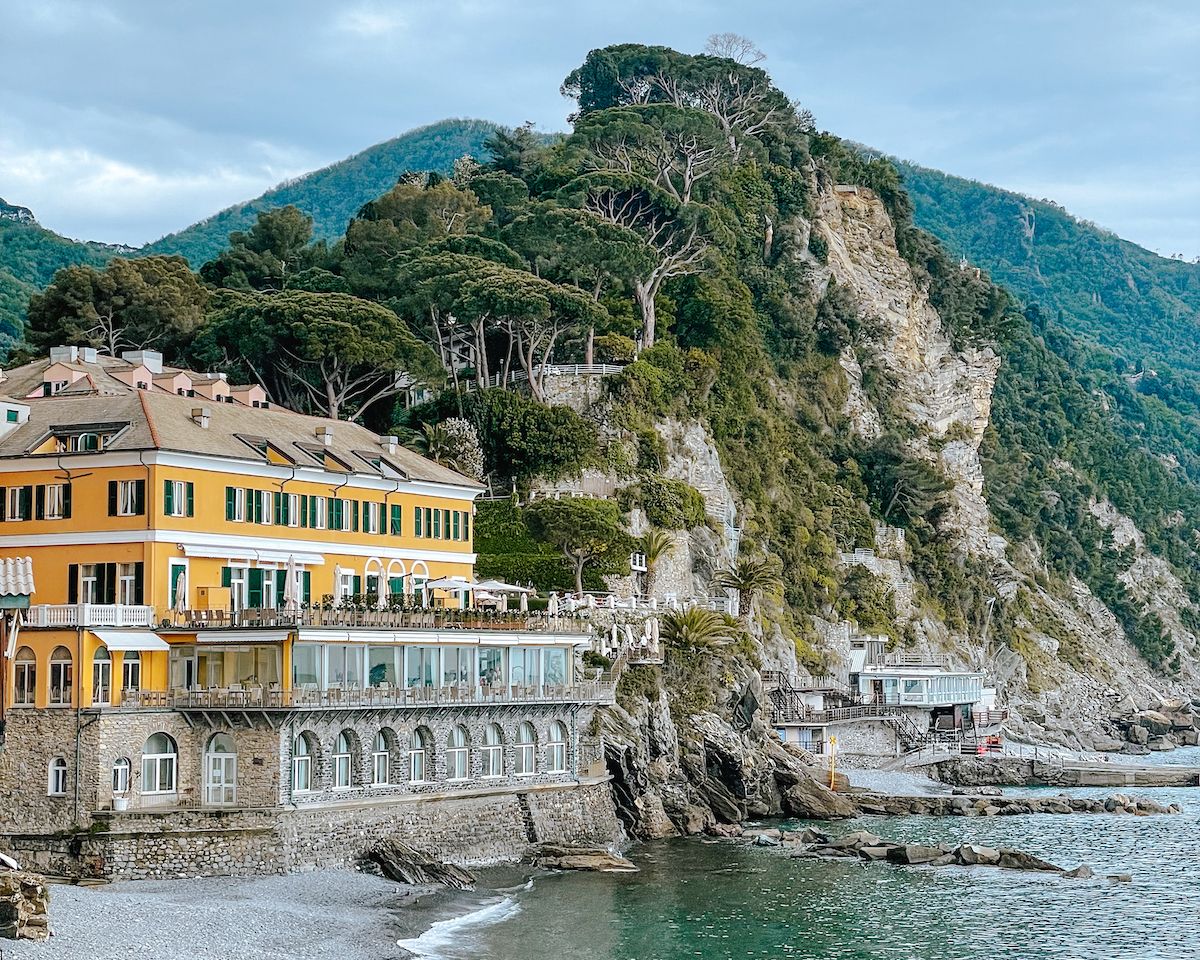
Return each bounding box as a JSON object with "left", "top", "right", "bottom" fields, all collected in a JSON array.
[
  {"left": 898, "top": 160, "right": 1200, "bottom": 373},
  {"left": 143, "top": 118, "right": 500, "bottom": 265}
]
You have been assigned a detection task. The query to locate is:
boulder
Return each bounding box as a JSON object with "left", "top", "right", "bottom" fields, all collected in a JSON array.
[
  {"left": 1107, "top": 873, "right": 1133, "bottom": 882},
  {"left": 827, "top": 830, "right": 882, "bottom": 850},
  {"left": 1136, "top": 711, "right": 1174, "bottom": 736},
  {"left": 886, "top": 845, "right": 944, "bottom": 865},
  {"left": 857, "top": 846, "right": 894, "bottom": 861},
  {"left": 0, "top": 872, "right": 50, "bottom": 942},
  {"left": 369, "top": 839, "right": 476, "bottom": 890},
  {"left": 799, "top": 827, "right": 829, "bottom": 844},
  {"left": 1180, "top": 729, "right": 1200, "bottom": 747},
  {"left": 1126, "top": 725, "right": 1149, "bottom": 745},
  {"left": 705, "top": 822, "right": 744, "bottom": 839},
  {"left": 1063, "top": 865, "right": 1094, "bottom": 879},
  {"left": 998, "top": 849, "right": 1062, "bottom": 872},
  {"left": 753, "top": 834, "right": 781, "bottom": 847},
  {"left": 780, "top": 774, "right": 858, "bottom": 820},
  {"left": 533, "top": 844, "right": 639, "bottom": 873},
  {"left": 956, "top": 844, "right": 1000, "bottom": 866},
  {"left": 952, "top": 786, "right": 1002, "bottom": 797},
  {"left": 1091, "top": 735, "right": 1127, "bottom": 753}
]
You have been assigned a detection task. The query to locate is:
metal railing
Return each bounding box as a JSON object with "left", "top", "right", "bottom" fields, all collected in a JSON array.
[
  {"left": 463, "top": 364, "right": 627, "bottom": 391},
  {"left": 26, "top": 603, "right": 157, "bottom": 628},
  {"left": 564, "top": 593, "right": 734, "bottom": 615},
  {"left": 175, "top": 607, "right": 587, "bottom": 634},
  {"left": 121, "top": 680, "right": 617, "bottom": 711}
]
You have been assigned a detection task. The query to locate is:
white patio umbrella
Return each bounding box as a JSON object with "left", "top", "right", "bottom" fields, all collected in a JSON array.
[
  {"left": 424, "top": 575, "right": 477, "bottom": 591},
  {"left": 333, "top": 564, "right": 344, "bottom": 601},
  {"left": 548, "top": 592, "right": 560, "bottom": 616},
  {"left": 376, "top": 570, "right": 387, "bottom": 605},
  {"left": 474, "top": 579, "right": 534, "bottom": 594},
  {"left": 282, "top": 555, "right": 300, "bottom": 611},
  {"left": 519, "top": 591, "right": 528, "bottom": 612},
  {"left": 173, "top": 568, "right": 188, "bottom": 615},
  {"left": 624, "top": 623, "right": 636, "bottom": 649}
]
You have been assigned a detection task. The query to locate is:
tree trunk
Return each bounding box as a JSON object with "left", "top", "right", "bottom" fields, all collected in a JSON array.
[
  {"left": 634, "top": 281, "right": 656, "bottom": 349},
  {"left": 585, "top": 326, "right": 595, "bottom": 365},
  {"left": 574, "top": 557, "right": 586, "bottom": 596}
]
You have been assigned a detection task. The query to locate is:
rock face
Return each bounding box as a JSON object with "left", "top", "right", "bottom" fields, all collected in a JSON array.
[
  {"left": 533, "top": 844, "right": 638, "bottom": 872},
  {"left": 368, "top": 839, "right": 475, "bottom": 890},
  {"left": 0, "top": 871, "right": 51, "bottom": 941}
]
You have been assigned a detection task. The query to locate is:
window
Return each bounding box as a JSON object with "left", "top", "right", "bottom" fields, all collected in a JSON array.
[
  {"left": 225, "top": 486, "right": 246, "bottom": 522},
  {"left": 5, "top": 409, "right": 17, "bottom": 423},
  {"left": 141, "top": 733, "right": 177, "bottom": 795},
  {"left": 515, "top": 722, "right": 537, "bottom": 776},
  {"left": 363, "top": 502, "right": 382, "bottom": 535},
  {"left": 109, "top": 479, "right": 145, "bottom": 517},
  {"left": 163, "top": 480, "right": 194, "bottom": 518},
  {"left": 413, "top": 505, "right": 423, "bottom": 538},
  {"left": 408, "top": 728, "right": 429, "bottom": 783},
  {"left": 49, "top": 646, "right": 73, "bottom": 706},
  {"left": 13, "top": 647, "right": 35, "bottom": 706},
  {"left": 118, "top": 563, "right": 140, "bottom": 605},
  {"left": 122, "top": 651, "right": 141, "bottom": 691},
  {"left": 333, "top": 731, "right": 353, "bottom": 789},
  {"left": 482, "top": 724, "right": 504, "bottom": 778},
  {"left": 308, "top": 495, "right": 327, "bottom": 530},
  {"left": 287, "top": 493, "right": 299, "bottom": 527},
  {"left": 47, "top": 758, "right": 68, "bottom": 797},
  {"left": 5, "top": 485, "right": 31, "bottom": 521},
  {"left": 204, "top": 734, "right": 237, "bottom": 805},
  {"left": 371, "top": 731, "right": 390, "bottom": 786},
  {"left": 92, "top": 648, "right": 112, "bottom": 706},
  {"left": 446, "top": 726, "right": 469, "bottom": 781},
  {"left": 292, "top": 735, "right": 312, "bottom": 793},
  {"left": 40, "top": 483, "right": 69, "bottom": 520},
  {"left": 548, "top": 721, "right": 568, "bottom": 773},
  {"left": 257, "top": 490, "right": 273, "bottom": 526},
  {"left": 452, "top": 511, "right": 460, "bottom": 540},
  {"left": 432, "top": 508, "right": 441, "bottom": 539},
  {"left": 112, "top": 757, "right": 131, "bottom": 795},
  {"left": 390, "top": 504, "right": 402, "bottom": 536}
]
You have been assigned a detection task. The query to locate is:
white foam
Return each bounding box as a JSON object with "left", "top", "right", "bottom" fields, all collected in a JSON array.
[{"left": 397, "top": 896, "right": 521, "bottom": 959}]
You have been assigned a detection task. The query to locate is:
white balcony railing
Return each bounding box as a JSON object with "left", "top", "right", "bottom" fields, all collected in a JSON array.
[{"left": 26, "top": 603, "right": 157, "bottom": 628}]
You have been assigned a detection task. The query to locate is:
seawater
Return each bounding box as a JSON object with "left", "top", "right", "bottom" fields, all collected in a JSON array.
[{"left": 394, "top": 750, "right": 1200, "bottom": 960}]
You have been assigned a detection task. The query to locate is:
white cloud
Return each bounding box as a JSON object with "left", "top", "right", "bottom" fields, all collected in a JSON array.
[{"left": 334, "top": 4, "right": 408, "bottom": 37}]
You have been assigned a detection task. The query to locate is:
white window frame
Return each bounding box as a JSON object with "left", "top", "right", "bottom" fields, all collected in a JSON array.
[
  {"left": 482, "top": 726, "right": 504, "bottom": 779},
  {"left": 286, "top": 493, "right": 300, "bottom": 528},
  {"left": 408, "top": 732, "right": 426, "bottom": 784},
  {"left": 332, "top": 733, "right": 353, "bottom": 789},
  {"left": 371, "top": 738, "right": 390, "bottom": 787},
  {"left": 141, "top": 738, "right": 178, "bottom": 795},
  {"left": 5, "top": 487, "right": 25, "bottom": 522},
  {"left": 230, "top": 487, "right": 247, "bottom": 523},
  {"left": 112, "top": 757, "right": 131, "bottom": 794},
  {"left": 44, "top": 483, "right": 66, "bottom": 520},
  {"left": 547, "top": 723, "right": 568, "bottom": 773},
  {"left": 446, "top": 727, "right": 469, "bottom": 782},
  {"left": 116, "top": 480, "right": 140, "bottom": 517},
  {"left": 118, "top": 562, "right": 138, "bottom": 605},
  {"left": 515, "top": 724, "right": 537, "bottom": 777},
  {"left": 258, "top": 490, "right": 273, "bottom": 526},
  {"left": 338, "top": 498, "right": 354, "bottom": 532},
  {"left": 92, "top": 650, "right": 112, "bottom": 706},
  {"left": 123, "top": 651, "right": 141, "bottom": 691},
  {"left": 47, "top": 758, "right": 68, "bottom": 796},
  {"left": 311, "top": 496, "right": 327, "bottom": 530},
  {"left": 81, "top": 563, "right": 100, "bottom": 603},
  {"left": 49, "top": 650, "right": 73, "bottom": 707},
  {"left": 166, "top": 480, "right": 188, "bottom": 518},
  {"left": 292, "top": 738, "right": 312, "bottom": 794}
]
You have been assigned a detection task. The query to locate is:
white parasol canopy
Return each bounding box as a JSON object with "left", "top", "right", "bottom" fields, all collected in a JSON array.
[
  {"left": 547, "top": 592, "right": 560, "bottom": 616},
  {"left": 519, "top": 591, "right": 528, "bottom": 612},
  {"left": 474, "top": 579, "right": 535, "bottom": 594},
  {"left": 173, "top": 568, "right": 188, "bottom": 614},
  {"left": 424, "top": 575, "right": 477, "bottom": 592},
  {"left": 282, "top": 556, "right": 299, "bottom": 611}
]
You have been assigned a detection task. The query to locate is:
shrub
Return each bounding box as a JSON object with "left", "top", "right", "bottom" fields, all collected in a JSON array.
[
  {"left": 594, "top": 333, "right": 637, "bottom": 364},
  {"left": 624, "top": 475, "right": 708, "bottom": 530}
]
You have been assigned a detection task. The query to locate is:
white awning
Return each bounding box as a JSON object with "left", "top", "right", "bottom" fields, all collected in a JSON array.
[
  {"left": 180, "top": 545, "right": 325, "bottom": 566},
  {"left": 93, "top": 630, "right": 170, "bottom": 652}
]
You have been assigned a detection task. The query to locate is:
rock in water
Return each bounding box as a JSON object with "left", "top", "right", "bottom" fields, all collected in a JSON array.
[
  {"left": 533, "top": 844, "right": 639, "bottom": 872},
  {"left": 886, "top": 845, "right": 944, "bottom": 865},
  {"left": 0, "top": 872, "right": 51, "bottom": 942},
  {"left": 956, "top": 844, "right": 1001, "bottom": 866},
  {"left": 1063, "top": 865, "right": 1095, "bottom": 879},
  {"left": 368, "top": 839, "right": 476, "bottom": 890},
  {"left": 998, "top": 849, "right": 1063, "bottom": 872}
]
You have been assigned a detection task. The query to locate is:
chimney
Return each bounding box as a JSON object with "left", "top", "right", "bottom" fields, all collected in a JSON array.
[
  {"left": 381, "top": 435, "right": 398, "bottom": 454},
  {"left": 191, "top": 406, "right": 212, "bottom": 429},
  {"left": 49, "top": 346, "right": 79, "bottom": 364},
  {"left": 316, "top": 426, "right": 333, "bottom": 445},
  {"left": 121, "top": 350, "right": 163, "bottom": 374},
  {"left": 79, "top": 347, "right": 98, "bottom": 363}
]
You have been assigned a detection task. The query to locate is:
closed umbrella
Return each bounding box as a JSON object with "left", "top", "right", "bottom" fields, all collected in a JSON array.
[
  {"left": 548, "top": 592, "right": 559, "bottom": 616},
  {"left": 333, "top": 564, "right": 344, "bottom": 602},
  {"left": 376, "top": 570, "right": 387, "bottom": 606},
  {"left": 624, "top": 624, "right": 636, "bottom": 649},
  {"left": 282, "top": 556, "right": 299, "bottom": 611},
  {"left": 173, "top": 568, "right": 188, "bottom": 615},
  {"left": 519, "top": 591, "right": 528, "bottom": 612}
]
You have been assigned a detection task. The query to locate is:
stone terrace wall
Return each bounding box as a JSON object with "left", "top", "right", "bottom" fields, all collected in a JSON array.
[{"left": 55, "top": 779, "right": 620, "bottom": 881}]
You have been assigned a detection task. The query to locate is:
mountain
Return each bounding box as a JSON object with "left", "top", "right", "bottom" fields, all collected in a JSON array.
[{"left": 143, "top": 118, "right": 500, "bottom": 265}]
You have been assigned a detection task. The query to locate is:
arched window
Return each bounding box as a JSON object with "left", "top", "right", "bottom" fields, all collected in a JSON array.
[
  {"left": 482, "top": 724, "right": 504, "bottom": 778},
  {"left": 547, "top": 721, "right": 568, "bottom": 773},
  {"left": 204, "top": 733, "right": 237, "bottom": 805},
  {"left": 13, "top": 647, "right": 35, "bottom": 706},
  {"left": 122, "top": 651, "right": 141, "bottom": 692},
  {"left": 292, "top": 735, "right": 313, "bottom": 794},
  {"left": 47, "top": 758, "right": 67, "bottom": 796},
  {"left": 141, "top": 733, "right": 177, "bottom": 796},
  {"left": 92, "top": 647, "right": 112, "bottom": 706},
  {"left": 112, "top": 757, "right": 131, "bottom": 795},
  {"left": 333, "top": 731, "right": 353, "bottom": 789},
  {"left": 446, "top": 726, "right": 469, "bottom": 781},
  {"left": 408, "top": 727, "right": 429, "bottom": 784},
  {"left": 515, "top": 722, "right": 537, "bottom": 776},
  {"left": 371, "top": 731, "right": 390, "bottom": 787},
  {"left": 49, "top": 646, "right": 73, "bottom": 706}
]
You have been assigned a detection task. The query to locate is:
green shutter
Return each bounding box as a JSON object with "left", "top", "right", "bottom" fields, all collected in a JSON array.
[
  {"left": 275, "top": 569, "right": 286, "bottom": 606},
  {"left": 225, "top": 486, "right": 235, "bottom": 521},
  {"left": 34, "top": 484, "right": 44, "bottom": 520},
  {"left": 273, "top": 491, "right": 283, "bottom": 526},
  {"left": 221, "top": 566, "right": 232, "bottom": 588},
  {"left": 352, "top": 500, "right": 359, "bottom": 532},
  {"left": 388, "top": 576, "right": 403, "bottom": 595},
  {"left": 390, "top": 504, "right": 401, "bottom": 536},
  {"left": 426, "top": 507, "right": 433, "bottom": 538},
  {"left": 452, "top": 511, "right": 460, "bottom": 540},
  {"left": 133, "top": 562, "right": 145, "bottom": 604},
  {"left": 108, "top": 480, "right": 119, "bottom": 516},
  {"left": 327, "top": 497, "right": 337, "bottom": 530},
  {"left": 463, "top": 511, "right": 469, "bottom": 542},
  {"left": 164, "top": 479, "right": 174, "bottom": 516},
  {"left": 414, "top": 505, "right": 421, "bottom": 537},
  {"left": 352, "top": 575, "right": 362, "bottom": 596},
  {"left": 133, "top": 480, "right": 145, "bottom": 515},
  {"left": 186, "top": 482, "right": 194, "bottom": 517},
  {"left": 68, "top": 563, "right": 79, "bottom": 603},
  {"left": 300, "top": 494, "right": 309, "bottom": 527},
  {"left": 62, "top": 483, "right": 72, "bottom": 519},
  {"left": 302, "top": 571, "right": 312, "bottom": 603},
  {"left": 248, "top": 569, "right": 264, "bottom": 607}
]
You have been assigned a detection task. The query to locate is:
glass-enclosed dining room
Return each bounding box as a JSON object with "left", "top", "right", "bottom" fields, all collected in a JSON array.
[{"left": 290, "top": 641, "right": 572, "bottom": 693}]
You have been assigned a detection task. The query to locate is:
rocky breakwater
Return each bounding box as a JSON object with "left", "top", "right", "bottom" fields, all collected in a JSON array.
[
  {"left": 0, "top": 871, "right": 51, "bottom": 941},
  {"left": 849, "top": 791, "right": 1181, "bottom": 817},
  {"left": 787, "top": 829, "right": 1105, "bottom": 879},
  {"left": 1110, "top": 695, "right": 1200, "bottom": 752}
]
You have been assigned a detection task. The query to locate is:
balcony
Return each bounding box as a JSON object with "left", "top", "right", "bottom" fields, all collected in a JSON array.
[
  {"left": 174, "top": 606, "right": 588, "bottom": 634},
  {"left": 26, "top": 603, "right": 157, "bottom": 628},
  {"left": 120, "top": 680, "right": 617, "bottom": 711}
]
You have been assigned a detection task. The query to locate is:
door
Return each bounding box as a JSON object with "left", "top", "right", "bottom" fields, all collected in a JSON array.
[{"left": 205, "top": 753, "right": 237, "bottom": 805}]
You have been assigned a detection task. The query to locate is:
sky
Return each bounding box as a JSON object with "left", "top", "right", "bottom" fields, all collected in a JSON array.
[{"left": 1, "top": 0, "right": 1197, "bottom": 257}]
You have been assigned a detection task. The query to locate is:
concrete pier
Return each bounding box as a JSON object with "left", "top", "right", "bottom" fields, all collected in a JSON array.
[{"left": 930, "top": 756, "right": 1200, "bottom": 789}]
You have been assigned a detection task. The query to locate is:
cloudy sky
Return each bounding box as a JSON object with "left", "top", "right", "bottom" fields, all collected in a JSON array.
[{"left": 2, "top": 0, "right": 1197, "bottom": 256}]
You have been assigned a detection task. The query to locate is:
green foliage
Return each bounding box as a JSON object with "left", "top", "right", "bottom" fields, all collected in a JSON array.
[
  {"left": 473, "top": 500, "right": 603, "bottom": 592},
  {"left": 623, "top": 475, "right": 707, "bottom": 529},
  {"left": 199, "top": 206, "right": 318, "bottom": 291},
  {"left": 525, "top": 496, "right": 633, "bottom": 594},
  {"left": 593, "top": 333, "right": 637, "bottom": 363},
  {"left": 834, "top": 567, "right": 899, "bottom": 640}
]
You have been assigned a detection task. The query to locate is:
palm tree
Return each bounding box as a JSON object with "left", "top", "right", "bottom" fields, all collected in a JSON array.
[
  {"left": 713, "top": 554, "right": 783, "bottom": 620},
  {"left": 414, "top": 421, "right": 452, "bottom": 466},
  {"left": 660, "top": 607, "right": 736, "bottom": 653},
  {"left": 642, "top": 528, "right": 675, "bottom": 599}
]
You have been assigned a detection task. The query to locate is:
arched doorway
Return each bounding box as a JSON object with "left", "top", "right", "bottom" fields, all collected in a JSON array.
[{"left": 204, "top": 733, "right": 237, "bottom": 805}]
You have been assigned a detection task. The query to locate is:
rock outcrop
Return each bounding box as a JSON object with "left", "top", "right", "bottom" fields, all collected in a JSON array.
[
  {"left": 532, "top": 844, "right": 638, "bottom": 872},
  {"left": 368, "top": 839, "right": 475, "bottom": 890},
  {"left": 0, "top": 871, "right": 51, "bottom": 941}
]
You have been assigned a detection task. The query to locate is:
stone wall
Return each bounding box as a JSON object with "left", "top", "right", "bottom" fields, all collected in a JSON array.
[
  {"left": 831, "top": 719, "right": 897, "bottom": 759},
  {"left": 17, "top": 780, "right": 620, "bottom": 881}
]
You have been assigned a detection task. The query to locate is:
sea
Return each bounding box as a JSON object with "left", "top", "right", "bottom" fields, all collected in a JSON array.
[{"left": 389, "top": 748, "right": 1200, "bottom": 960}]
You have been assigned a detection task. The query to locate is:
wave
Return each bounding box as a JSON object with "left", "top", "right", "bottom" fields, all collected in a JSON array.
[{"left": 397, "top": 895, "right": 522, "bottom": 959}]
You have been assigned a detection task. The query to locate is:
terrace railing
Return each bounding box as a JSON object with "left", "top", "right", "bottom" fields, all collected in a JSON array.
[
  {"left": 27, "top": 603, "right": 157, "bottom": 628},
  {"left": 174, "top": 606, "right": 588, "bottom": 634},
  {"left": 121, "top": 680, "right": 617, "bottom": 711}
]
